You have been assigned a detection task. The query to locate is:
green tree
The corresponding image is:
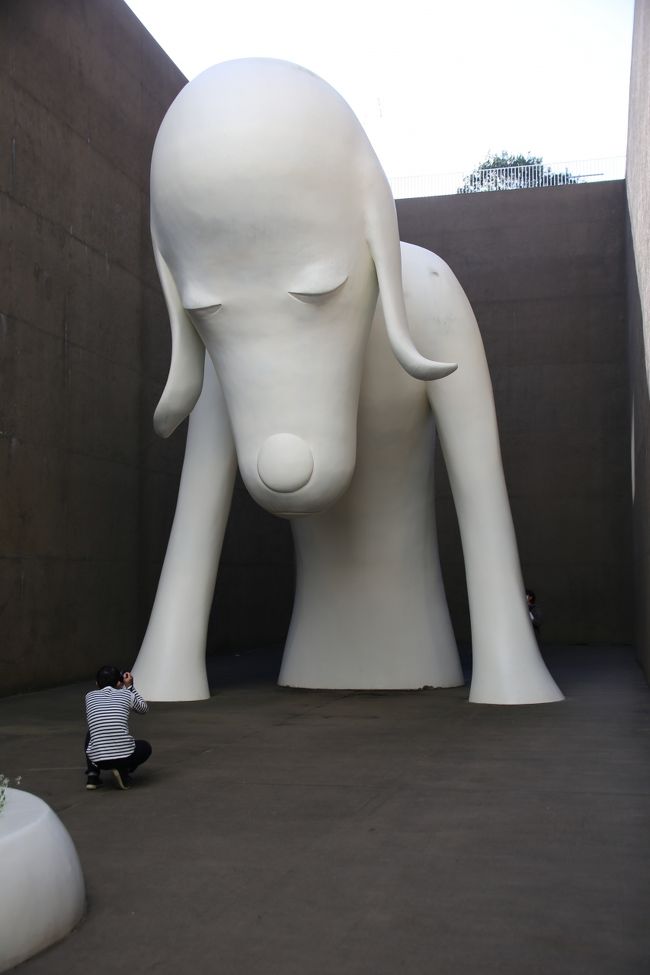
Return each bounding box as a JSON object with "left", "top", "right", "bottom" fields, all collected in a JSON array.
[{"left": 457, "top": 152, "right": 582, "bottom": 193}]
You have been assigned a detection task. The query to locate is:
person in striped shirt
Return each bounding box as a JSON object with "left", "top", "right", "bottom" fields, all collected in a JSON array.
[{"left": 85, "top": 665, "right": 152, "bottom": 791}]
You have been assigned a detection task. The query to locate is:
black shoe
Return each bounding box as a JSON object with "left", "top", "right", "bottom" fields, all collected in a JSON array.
[
  {"left": 112, "top": 768, "right": 131, "bottom": 790},
  {"left": 86, "top": 772, "right": 101, "bottom": 791}
]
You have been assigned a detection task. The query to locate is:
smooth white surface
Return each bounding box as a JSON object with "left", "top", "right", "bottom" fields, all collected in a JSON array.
[
  {"left": 134, "top": 58, "right": 562, "bottom": 704},
  {"left": 0, "top": 790, "right": 85, "bottom": 972}
]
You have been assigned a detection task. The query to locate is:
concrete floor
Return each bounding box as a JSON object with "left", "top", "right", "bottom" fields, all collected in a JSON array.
[{"left": 2, "top": 645, "right": 649, "bottom": 975}]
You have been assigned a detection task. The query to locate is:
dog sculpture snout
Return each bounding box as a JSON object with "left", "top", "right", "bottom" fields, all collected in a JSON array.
[{"left": 257, "top": 433, "right": 314, "bottom": 493}]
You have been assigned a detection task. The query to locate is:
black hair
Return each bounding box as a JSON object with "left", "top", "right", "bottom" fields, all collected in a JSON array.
[
  {"left": 96, "top": 665, "right": 123, "bottom": 689},
  {"left": 525, "top": 589, "right": 536, "bottom": 602}
]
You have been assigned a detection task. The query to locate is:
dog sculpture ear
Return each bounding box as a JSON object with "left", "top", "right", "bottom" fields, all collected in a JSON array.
[
  {"left": 151, "top": 239, "right": 206, "bottom": 438},
  {"left": 365, "top": 167, "right": 458, "bottom": 381}
]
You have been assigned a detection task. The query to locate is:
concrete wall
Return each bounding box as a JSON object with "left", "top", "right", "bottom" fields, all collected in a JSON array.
[
  {"left": 627, "top": 0, "right": 650, "bottom": 680},
  {"left": 0, "top": 0, "right": 188, "bottom": 694},
  {"left": 397, "top": 183, "right": 632, "bottom": 645}
]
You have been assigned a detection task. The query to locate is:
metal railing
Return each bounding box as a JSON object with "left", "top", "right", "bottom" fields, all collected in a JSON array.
[{"left": 389, "top": 157, "right": 626, "bottom": 199}]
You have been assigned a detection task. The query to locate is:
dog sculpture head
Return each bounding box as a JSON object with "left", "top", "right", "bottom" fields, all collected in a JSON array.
[{"left": 150, "top": 58, "right": 456, "bottom": 516}]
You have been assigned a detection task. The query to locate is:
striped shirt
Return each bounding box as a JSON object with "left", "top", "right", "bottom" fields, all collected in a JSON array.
[{"left": 85, "top": 685, "right": 149, "bottom": 763}]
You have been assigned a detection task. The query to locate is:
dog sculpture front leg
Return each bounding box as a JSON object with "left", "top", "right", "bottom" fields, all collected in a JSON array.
[
  {"left": 403, "top": 244, "right": 563, "bottom": 704},
  {"left": 133, "top": 357, "right": 236, "bottom": 701}
]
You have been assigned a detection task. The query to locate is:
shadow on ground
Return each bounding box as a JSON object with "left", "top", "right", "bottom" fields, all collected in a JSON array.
[{"left": 2, "top": 645, "right": 649, "bottom": 975}]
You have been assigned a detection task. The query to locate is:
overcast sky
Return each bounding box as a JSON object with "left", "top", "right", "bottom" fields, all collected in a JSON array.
[{"left": 124, "top": 0, "right": 635, "bottom": 182}]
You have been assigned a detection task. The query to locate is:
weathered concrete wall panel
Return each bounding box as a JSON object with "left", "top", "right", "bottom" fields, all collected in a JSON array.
[
  {"left": 0, "top": 0, "right": 187, "bottom": 694},
  {"left": 627, "top": 0, "right": 650, "bottom": 680}
]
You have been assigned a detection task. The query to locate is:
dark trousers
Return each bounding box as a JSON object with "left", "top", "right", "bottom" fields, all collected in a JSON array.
[{"left": 85, "top": 732, "right": 152, "bottom": 774}]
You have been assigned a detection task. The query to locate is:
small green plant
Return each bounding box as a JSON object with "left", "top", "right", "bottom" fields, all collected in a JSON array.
[{"left": 0, "top": 774, "right": 22, "bottom": 813}]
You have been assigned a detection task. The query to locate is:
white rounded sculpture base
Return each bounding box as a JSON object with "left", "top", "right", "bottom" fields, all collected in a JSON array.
[{"left": 0, "top": 789, "right": 85, "bottom": 973}]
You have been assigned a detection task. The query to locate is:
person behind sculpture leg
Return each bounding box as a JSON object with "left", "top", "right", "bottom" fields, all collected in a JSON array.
[
  {"left": 526, "top": 589, "right": 543, "bottom": 633},
  {"left": 85, "top": 665, "right": 151, "bottom": 791}
]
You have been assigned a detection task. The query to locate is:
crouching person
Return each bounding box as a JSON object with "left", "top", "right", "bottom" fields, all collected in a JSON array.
[{"left": 85, "top": 665, "right": 152, "bottom": 791}]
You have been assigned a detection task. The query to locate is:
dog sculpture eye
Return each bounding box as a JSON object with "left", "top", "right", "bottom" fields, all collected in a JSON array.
[
  {"left": 289, "top": 277, "right": 348, "bottom": 304},
  {"left": 187, "top": 303, "right": 223, "bottom": 319},
  {"left": 186, "top": 305, "right": 223, "bottom": 337}
]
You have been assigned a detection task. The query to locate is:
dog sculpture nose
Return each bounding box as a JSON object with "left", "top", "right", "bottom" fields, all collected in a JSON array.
[{"left": 257, "top": 433, "right": 314, "bottom": 493}]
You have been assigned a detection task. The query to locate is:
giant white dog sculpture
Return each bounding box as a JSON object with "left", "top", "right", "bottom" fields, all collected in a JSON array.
[{"left": 133, "top": 58, "right": 563, "bottom": 705}]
